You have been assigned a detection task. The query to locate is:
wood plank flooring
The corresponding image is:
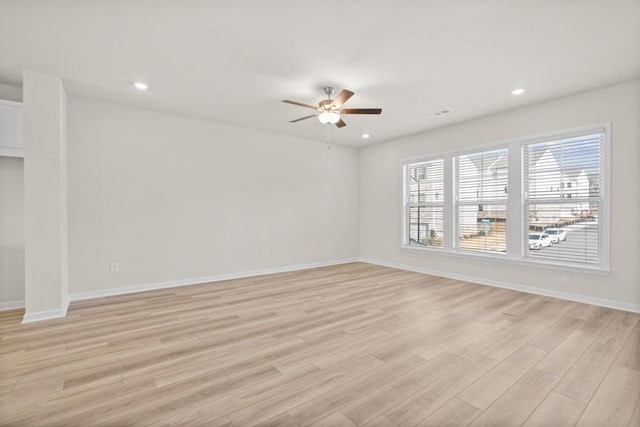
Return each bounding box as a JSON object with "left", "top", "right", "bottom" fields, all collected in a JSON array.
[{"left": 1, "top": 262, "right": 638, "bottom": 426}]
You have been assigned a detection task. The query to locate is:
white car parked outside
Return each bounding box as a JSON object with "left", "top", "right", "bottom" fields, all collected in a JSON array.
[
  {"left": 543, "top": 228, "right": 566, "bottom": 243},
  {"left": 528, "top": 233, "right": 552, "bottom": 250}
]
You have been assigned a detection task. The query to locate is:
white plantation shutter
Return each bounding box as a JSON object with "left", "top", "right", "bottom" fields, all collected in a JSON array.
[
  {"left": 455, "top": 148, "right": 508, "bottom": 253},
  {"left": 406, "top": 159, "right": 444, "bottom": 248},
  {"left": 523, "top": 132, "right": 604, "bottom": 264}
]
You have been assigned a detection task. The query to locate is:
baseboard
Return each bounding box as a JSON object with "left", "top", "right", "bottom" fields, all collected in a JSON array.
[
  {"left": 0, "top": 300, "right": 25, "bottom": 311},
  {"left": 359, "top": 257, "right": 640, "bottom": 314},
  {"left": 70, "top": 258, "right": 360, "bottom": 302},
  {"left": 22, "top": 298, "right": 70, "bottom": 323},
  {"left": 14, "top": 256, "right": 640, "bottom": 318}
]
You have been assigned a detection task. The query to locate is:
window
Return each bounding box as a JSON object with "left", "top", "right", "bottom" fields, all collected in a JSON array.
[
  {"left": 524, "top": 132, "right": 604, "bottom": 265},
  {"left": 455, "top": 148, "right": 508, "bottom": 253},
  {"left": 405, "top": 159, "right": 444, "bottom": 248},
  {"left": 401, "top": 123, "right": 609, "bottom": 271}
]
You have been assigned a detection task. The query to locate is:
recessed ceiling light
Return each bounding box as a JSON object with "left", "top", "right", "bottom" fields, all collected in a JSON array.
[
  {"left": 362, "top": 133, "right": 370, "bottom": 139},
  {"left": 511, "top": 88, "right": 525, "bottom": 95},
  {"left": 133, "top": 81, "right": 149, "bottom": 91}
]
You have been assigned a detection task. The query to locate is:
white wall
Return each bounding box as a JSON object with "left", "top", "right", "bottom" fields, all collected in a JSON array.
[
  {"left": 67, "top": 97, "right": 360, "bottom": 294},
  {"left": 12, "top": 76, "right": 639, "bottom": 313},
  {"left": 23, "top": 70, "right": 69, "bottom": 320},
  {"left": 0, "top": 83, "right": 22, "bottom": 103},
  {"left": 359, "top": 80, "right": 640, "bottom": 309},
  {"left": 0, "top": 157, "right": 25, "bottom": 306},
  {"left": 0, "top": 82, "right": 25, "bottom": 308}
]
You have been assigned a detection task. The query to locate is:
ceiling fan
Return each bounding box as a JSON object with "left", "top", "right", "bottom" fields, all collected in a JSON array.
[{"left": 282, "top": 87, "right": 382, "bottom": 128}]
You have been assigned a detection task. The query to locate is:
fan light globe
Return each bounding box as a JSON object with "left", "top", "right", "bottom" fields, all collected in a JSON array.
[{"left": 318, "top": 111, "right": 340, "bottom": 124}]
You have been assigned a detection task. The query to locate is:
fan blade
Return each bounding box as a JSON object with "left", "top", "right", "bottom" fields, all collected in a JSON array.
[
  {"left": 332, "top": 90, "right": 354, "bottom": 108},
  {"left": 282, "top": 100, "right": 319, "bottom": 110},
  {"left": 340, "top": 108, "right": 382, "bottom": 114},
  {"left": 335, "top": 118, "right": 347, "bottom": 128},
  {"left": 289, "top": 114, "right": 318, "bottom": 123}
]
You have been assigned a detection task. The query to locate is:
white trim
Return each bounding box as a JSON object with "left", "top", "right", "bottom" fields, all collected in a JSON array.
[
  {"left": 0, "top": 99, "right": 22, "bottom": 108},
  {"left": 400, "top": 122, "right": 611, "bottom": 271},
  {"left": 521, "top": 126, "right": 610, "bottom": 270},
  {"left": 22, "top": 298, "right": 70, "bottom": 323},
  {"left": 0, "top": 99, "right": 24, "bottom": 158},
  {"left": 400, "top": 243, "right": 609, "bottom": 274},
  {"left": 507, "top": 140, "right": 523, "bottom": 260},
  {"left": 402, "top": 153, "right": 448, "bottom": 167},
  {"left": 0, "top": 146, "right": 24, "bottom": 158},
  {"left": 0, "top": 300, "right": 25, "bottom": 311},
  {"left": 359, "top": 257, "right": 639, "bottom": 314},
  {"left": 70, "top": 258, "right": 359, "bottom": 302},
  {"left": 601, "top": 124, "right": 612, "bottom": 270},
  {"left": 402, "top": 159, "right": 446, "bottom": 248}
]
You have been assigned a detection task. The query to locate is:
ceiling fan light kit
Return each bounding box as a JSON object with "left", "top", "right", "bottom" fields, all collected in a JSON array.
[
  {"left": 282, "top": 87, "right": 382, "bottom": 128},
  {"left": 318, "top": 111, "right": 341, "bottom": 124}
]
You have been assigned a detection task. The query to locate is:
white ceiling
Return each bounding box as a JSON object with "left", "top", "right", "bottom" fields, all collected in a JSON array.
[{"left": 1, "top": 1, "right": 639, "bottom": 146}]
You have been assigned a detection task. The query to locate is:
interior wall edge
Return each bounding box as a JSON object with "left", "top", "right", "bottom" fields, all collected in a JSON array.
[
  {"left": 21, "top": 298, "right": 69, "bottom": 323},
  {"left": 16, "top": 255, "right": 639, "bottom": 320},
  {"left": 68, "top": 257, "right": 359, "bottom": 304},
  {"left": 0, "top": 82, "right": 23, "bottom": 103},
  {"left": 359, "top": 257, "right": 640, "bottom": 314},
  {"left": 0, "top": 300, "right": 25, "bottom": 311}
]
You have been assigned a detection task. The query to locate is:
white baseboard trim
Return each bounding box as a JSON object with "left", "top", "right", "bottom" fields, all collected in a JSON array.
[
  {"left": 22, "top": 297, "right": 70, "bottom": 323},
  {"left": 70, "top": 258, "right": 360, "bottom": 302},
  {"left": 0, "top": 300, "right": 25, "bottom": 311},
  {"left": 359, "top": 257, "right": 640, "bottom": 314}
]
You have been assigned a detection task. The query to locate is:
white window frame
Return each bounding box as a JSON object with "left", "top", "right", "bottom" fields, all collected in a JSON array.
[
  {"left": 400, "top": 122, "right": 611, "bottom": 273},
  {"left": 520, "top": 125, "right": 610, "bottom": 270},
  {"left": 453, "top": 145, "right": 509, "bottom": 256},
  {"left": 402, "top": 157, "right": 445, "bottom": 250}
]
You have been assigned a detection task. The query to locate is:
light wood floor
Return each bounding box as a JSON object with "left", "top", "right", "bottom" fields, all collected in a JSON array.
[{"left": 1, "top": 263, "right": 639, "bottom": 426}]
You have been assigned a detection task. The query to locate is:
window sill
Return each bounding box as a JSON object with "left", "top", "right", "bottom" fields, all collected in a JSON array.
[{"left": 400, "top": 244, "right": 610, "bottom": 275}]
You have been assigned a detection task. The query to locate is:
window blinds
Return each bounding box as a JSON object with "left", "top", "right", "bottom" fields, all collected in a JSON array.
[
  {"left": 523, "top": 133, "right": 603, "bottom": 264},
  {"left": 455, "top": 148, "right": 508, "bottom": 254},
  {"left": 406, "top": 159, "right": 444, "bottom": 248}
]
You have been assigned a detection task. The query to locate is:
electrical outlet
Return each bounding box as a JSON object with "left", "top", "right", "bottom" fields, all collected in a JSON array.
[
  {"left": 110, "top": 262, "right": 119, "bottom": 273},
  {"left": 562, "top": 274, "right": 571, "bottom": 284}
]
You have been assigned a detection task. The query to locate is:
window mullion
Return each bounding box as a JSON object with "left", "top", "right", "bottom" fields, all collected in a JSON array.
[
  {"left": 443, "top": 153, "right": 454, "bottom": 251},
  {"left": 507, "top": 141, "right": 522, "bottom": 259}
]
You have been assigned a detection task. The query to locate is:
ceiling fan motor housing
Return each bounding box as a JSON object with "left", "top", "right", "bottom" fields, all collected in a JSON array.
[{"left": 319, "top": 99, "right": 336, "bottom": 110}]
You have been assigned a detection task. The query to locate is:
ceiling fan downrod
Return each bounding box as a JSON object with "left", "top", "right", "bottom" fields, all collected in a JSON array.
[{"left": 323, "top": 87, "right": 334, "bottom": 100}]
